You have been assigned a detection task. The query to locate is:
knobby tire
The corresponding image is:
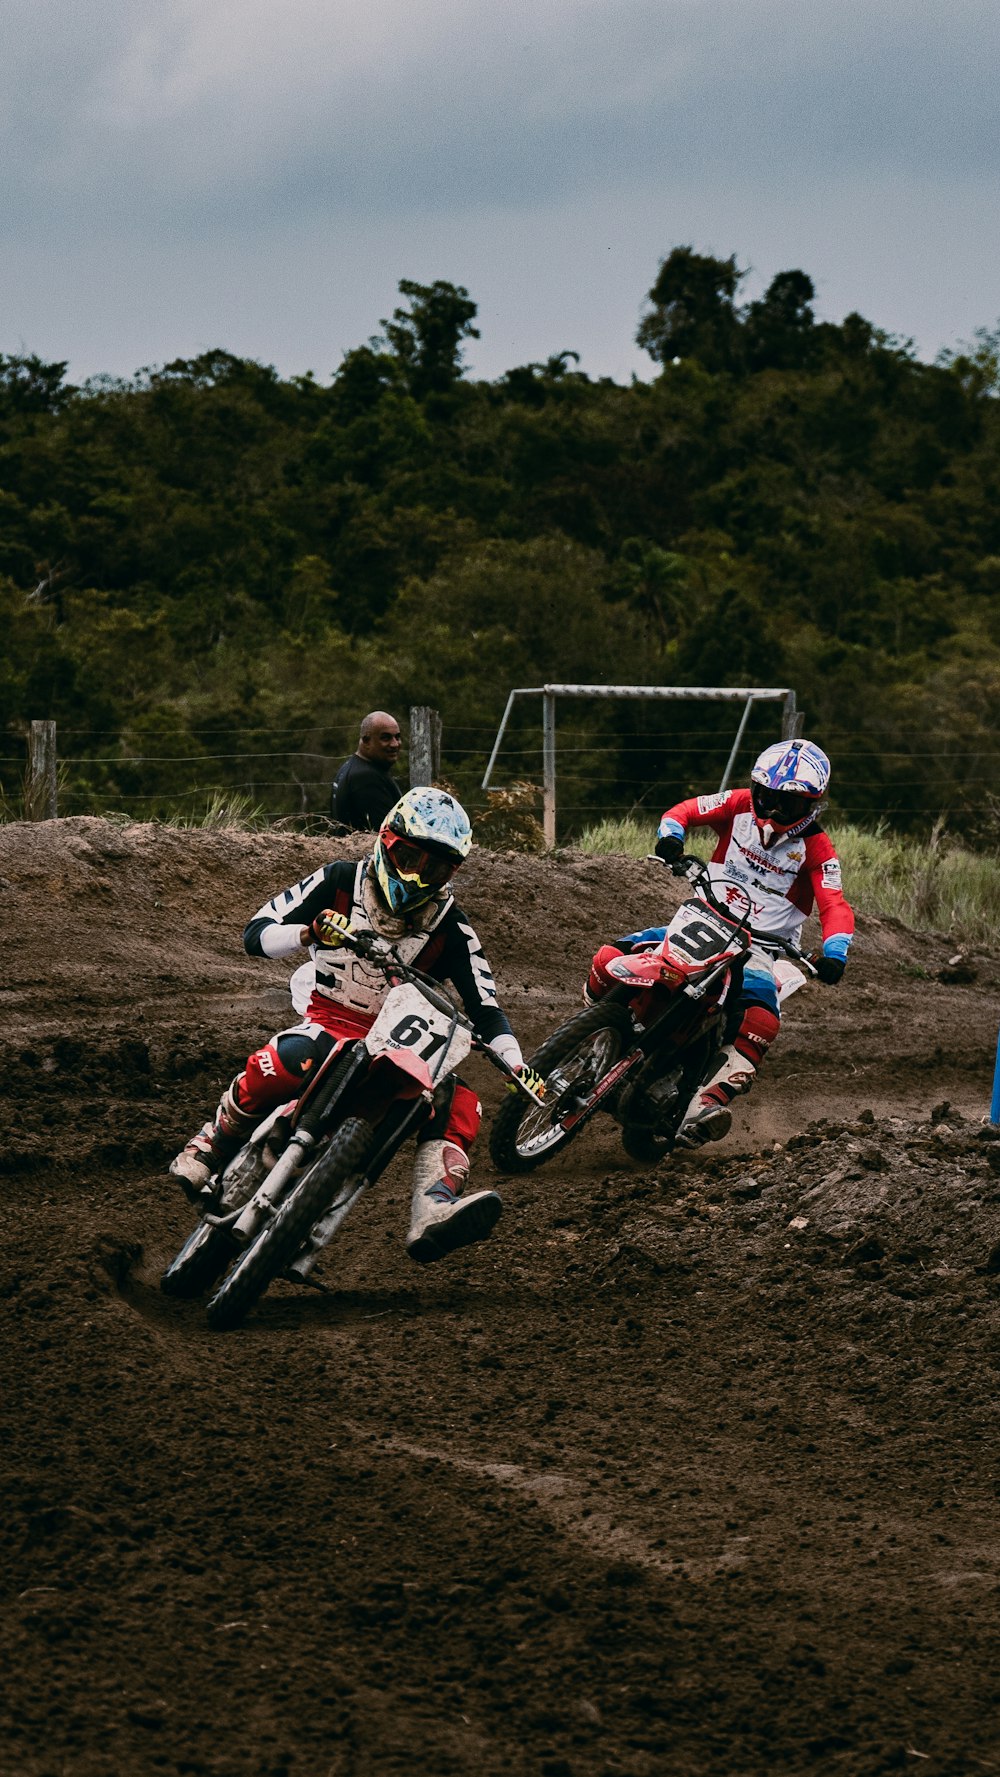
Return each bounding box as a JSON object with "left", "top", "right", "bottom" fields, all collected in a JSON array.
[
  {"left": 205, "top": 1117, "right": 373, "bottom": 1332},
  {"left": 489, "top": 1002, "right": 634, "bottom": 1175},
  {"left": 621, "top": 1122, "right": 673, "bottom": 1164},
  {"left": 160, "top": 1221, "right": 237, "bottom": 1300}
]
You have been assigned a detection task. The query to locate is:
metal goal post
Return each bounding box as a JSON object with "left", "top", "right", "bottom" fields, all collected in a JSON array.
[{"left": 482, "top": 684, "right": 800, "bottom": 849}]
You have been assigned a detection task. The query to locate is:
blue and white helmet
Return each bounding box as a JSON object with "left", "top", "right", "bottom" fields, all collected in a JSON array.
[
  {"left": 373, "top": 788, "right": 473, "bottom": 914},
  {"left": 750, "top": 739, "right": 831, "bottom": 834}
]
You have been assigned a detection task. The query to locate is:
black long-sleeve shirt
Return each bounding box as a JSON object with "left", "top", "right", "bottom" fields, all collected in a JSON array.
[{"left": 329, "top": 755, "right": 401, "bottom": 831}]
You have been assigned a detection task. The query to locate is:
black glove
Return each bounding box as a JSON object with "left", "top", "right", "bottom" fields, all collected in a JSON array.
[
  {"left": 813, "top": 953, "right": 846, "bottom": 986},
  {"left": 654, "top": 834, "right": 684, "bottom": 865}
]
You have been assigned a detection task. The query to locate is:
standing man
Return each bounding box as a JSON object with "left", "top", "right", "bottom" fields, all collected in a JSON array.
[{"left": 330, "top": 710, "right": 403, "bottom": 831}]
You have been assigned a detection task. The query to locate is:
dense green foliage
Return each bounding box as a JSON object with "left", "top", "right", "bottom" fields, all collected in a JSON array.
[{"left": 3, "top": 252, "right": 999, "bottom": 836}]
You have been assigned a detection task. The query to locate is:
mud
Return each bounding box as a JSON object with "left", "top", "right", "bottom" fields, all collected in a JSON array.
[{"left": 2, "top": 817, "right": 999, "bottom": 1776}]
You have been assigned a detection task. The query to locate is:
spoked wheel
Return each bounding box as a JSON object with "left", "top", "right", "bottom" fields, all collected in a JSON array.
[
  {"left": 489, "top": 1002, "right": 635, "bottom": 1175},
  {"left": 161, "top": 1138, "right": 269, "bottom": 1300},
  {"left": 160, "top": 1221, "right": 236, "bottom": 1300},
  {"left": 204, "top": 1118, "right": 373, "bottom": 1332}
]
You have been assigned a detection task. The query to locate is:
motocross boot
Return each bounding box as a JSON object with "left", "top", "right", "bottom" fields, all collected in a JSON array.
[
  {"left": 674, "top": 1044, "right": 757, "bottom": 1149},
  {"left": 405, "top": 1139, "right": 502, "bottom": 1265},
  {"left": 169, "top": 1079, "right": 259, "bottom": 1203}
]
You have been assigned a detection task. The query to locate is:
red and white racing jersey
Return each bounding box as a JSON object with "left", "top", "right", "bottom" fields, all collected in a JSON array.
[{"left": 663, "top": 788, "right": 855, "bottom": 946}]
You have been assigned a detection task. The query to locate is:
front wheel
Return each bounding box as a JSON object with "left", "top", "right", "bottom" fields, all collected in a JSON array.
[
  {"left": 489, "top": 1002, "right": 635, "bottom": 1175},
  {"left": 161, "top": 1221, "right": 236, "bottom": 1300},
  {"left": 204, "top": 1117, "right": 373, "bottom": 1331}
]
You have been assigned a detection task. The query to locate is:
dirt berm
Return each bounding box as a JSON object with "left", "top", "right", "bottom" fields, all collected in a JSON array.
[{"left": 2, "top": 818, "right": 999, "bottom": 1777}]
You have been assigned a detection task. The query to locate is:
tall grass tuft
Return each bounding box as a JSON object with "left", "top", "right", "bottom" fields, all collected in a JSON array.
[
  {"left": 174, "top": 792, "right": 267, "bottom": 830},
  {"left": 829, "top": 822, "right": 1000, "bottom": 946},
  {"left": 575, "top": 816, "right": 1000, "bottom": 947},
  {"left": 574, "top": 817, "right": 660, "bottom": 859}
]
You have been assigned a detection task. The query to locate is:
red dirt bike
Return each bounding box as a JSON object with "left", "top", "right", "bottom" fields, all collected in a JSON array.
[
  {"left": 160, "top": 931, "right": 539, "bottom": 1330},
  {"left": 489, "top": 854, "right": 815, "bottom": 1173}
]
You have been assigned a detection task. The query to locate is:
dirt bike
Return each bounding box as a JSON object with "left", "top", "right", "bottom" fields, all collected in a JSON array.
[
  {"left": 489, "top": 854, "right": 816, "bottom": 1174},
  {"left": 160, "top": 931, "right": 539, "bottom": 1331}
]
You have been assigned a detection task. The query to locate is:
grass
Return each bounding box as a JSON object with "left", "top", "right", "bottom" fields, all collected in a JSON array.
[
  {"left": 575, "top": 816, "right": 1000, "bottom": 948},
  {"left": 172, "top": 792, "right": 267, "bottom": 830}
]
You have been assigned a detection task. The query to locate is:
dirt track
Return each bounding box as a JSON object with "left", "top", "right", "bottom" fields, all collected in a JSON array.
[{"left": 3, "top": 818, "right": 999, "bottom": 1777}]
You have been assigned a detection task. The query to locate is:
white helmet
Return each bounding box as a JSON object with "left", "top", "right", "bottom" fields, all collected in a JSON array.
[
  {"left": 372, "top": 788, "right": 472, "bottom": 914},
  {"left": 750, "top": 739, "right": 830, "bottom": 834}
]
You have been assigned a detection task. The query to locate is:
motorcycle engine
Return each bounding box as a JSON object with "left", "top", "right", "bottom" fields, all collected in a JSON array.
[{"left": 618, "top": 1065, "right": 683, "bottom": 1130}]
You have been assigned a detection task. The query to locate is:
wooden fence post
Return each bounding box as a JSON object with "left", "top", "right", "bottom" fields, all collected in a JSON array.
[
  {"left": 781, "top": 694, "right": 804, "bottom": 741},
  {"left": 26, "top": 720, "right": 58, "bottom": 820},
  {"left": 408, "top": 707, "right": 441, "bottom": 788}
]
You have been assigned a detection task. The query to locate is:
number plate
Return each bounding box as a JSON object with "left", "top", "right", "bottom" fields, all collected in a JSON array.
[
  {"left": 365, "top": 982, "right": 473, "bottom": 1080},
  {"left": 664, "top": 898, "right": 749, "bottom": 968}
]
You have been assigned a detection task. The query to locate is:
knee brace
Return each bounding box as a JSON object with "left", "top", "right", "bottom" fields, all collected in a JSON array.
[
  {"left": 422, "top": 1075, "right": 481, "bottom": 1154},
  {"left": 239, "top": 1029, "right": 333, "bottom": 1116},
  {"left": 733, "top": 1002, "right": 780, "bottom": 1069}
]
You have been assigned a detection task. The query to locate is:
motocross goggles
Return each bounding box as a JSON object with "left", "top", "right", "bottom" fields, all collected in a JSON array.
[
  {"left": 751, "top": 784, "right": 815, "bottom": 827},
  {"left": 380, "top": 831, "right": 461, "bottom": 888}
]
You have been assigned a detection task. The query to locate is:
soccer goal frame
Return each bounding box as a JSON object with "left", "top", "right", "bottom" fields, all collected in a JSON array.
[{"left": 482, "top": 683, "right": 800, "bottom": 849}]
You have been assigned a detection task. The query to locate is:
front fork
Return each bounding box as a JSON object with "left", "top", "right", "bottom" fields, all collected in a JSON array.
[
  {"left": 205, "top": 1043, "right": 372, "bottom": 1246},
  {"left": 210, "top": 1063, "right": 436, "bottom": 1268},
  {"left": 287, "top": 1092, "right": 432, "bottom": 1281}
]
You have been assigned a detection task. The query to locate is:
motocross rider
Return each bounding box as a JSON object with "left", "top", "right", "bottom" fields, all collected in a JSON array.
[
  {"left": 170, "top": 788, "right": 540, "bottom": 1265},
  {"left": 584, "top": 739, "right": 854, "bottom": 1149}
]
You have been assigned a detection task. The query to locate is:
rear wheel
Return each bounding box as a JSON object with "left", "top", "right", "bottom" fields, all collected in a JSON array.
[
  {"left": 619, "top": 1038, "right": 717, "bottom": 1165},
  {"left": 205, "top": 1118, "right": 373, "bottom": 1331},
  {"left": 621, "top": 1123, "right": 673, "bottom": 1164},
  {"left": 489, "top": 1003, "right": 634, "bottom": 1175},
  {"left": 161, "top": 1221, "right": 236, "bottom": 1300}
]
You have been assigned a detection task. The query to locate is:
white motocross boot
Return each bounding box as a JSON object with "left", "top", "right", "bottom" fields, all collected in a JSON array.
[
  {"left": 675, "top": 1045, "right": 757, "bottom": 1149},
  {"left": 169, "top": 1081, "right": 258, "bottom": 1202},
  {"left": 405, "top": 1140, "right": 502, "bottom": 1265}
]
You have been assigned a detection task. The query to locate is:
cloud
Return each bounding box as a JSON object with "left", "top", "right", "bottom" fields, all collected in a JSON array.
[
  {"left": 2, "top": 0, "right": 998, "bottom": 381},
  {"left": 3, "top": 0, "right": 999, "bottom": 242}
]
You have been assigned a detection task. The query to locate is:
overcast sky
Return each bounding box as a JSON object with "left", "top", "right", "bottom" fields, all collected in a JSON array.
[{"left": 2, "top": 0, "right": 998, "bottom": 386}]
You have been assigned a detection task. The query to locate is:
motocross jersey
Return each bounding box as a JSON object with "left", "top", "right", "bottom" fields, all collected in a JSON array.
[
  {"left": 660, "top": 788, "right": 855, "bottom": 946},
  {"left": 243, "top": 859, "right": 513, "bottom": 1043}
]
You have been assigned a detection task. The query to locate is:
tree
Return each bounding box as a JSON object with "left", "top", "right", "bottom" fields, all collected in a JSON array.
[
  {"left": 743, "top": 269, "right": 818, "bottom": 370},
  {"left": 938, "top": 322, "right": 1000, "bottom": 398},
  {"left": 636, "top": 248, "right": 745, "bottom": 372},
  {"left": 0, "top": 353, "right": 73, "bottom": 426},
  {"left": 379, "top": 279, "right": 480, "bottom": 399}
]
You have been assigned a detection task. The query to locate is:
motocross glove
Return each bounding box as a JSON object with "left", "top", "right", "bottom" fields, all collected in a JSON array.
[
  {"left": 813, "top": 953, "right": 846, "bottom": 985},
  {"left": 508, "top": 1065, "right": 546, "bottom": 1101},
  {"left": 308, "top": 909, "right": 353, "bottom": 949},
  {"left": 813, "top": 932, "right": 850, "bottom": 985},
  {"left": 654, "top": 833, "right": 684, "bottom": 865}
]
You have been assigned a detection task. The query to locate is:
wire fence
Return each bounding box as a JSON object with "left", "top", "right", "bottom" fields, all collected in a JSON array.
[{"left": 2, "top": 709, "right": 991, "bottom": 836}]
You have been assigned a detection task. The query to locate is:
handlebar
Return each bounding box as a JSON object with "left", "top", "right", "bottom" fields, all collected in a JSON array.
[
  {"left": 338, "top": 927, "right": 473, "bottom": 1019},
  {"left": 646, "top": 853, "right": 818, "bottom": 976},
  {"left": 331, "top": 928, "right": 544, "bottom": 1102}
]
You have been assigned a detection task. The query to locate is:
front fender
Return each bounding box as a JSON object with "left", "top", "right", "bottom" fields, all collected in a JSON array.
[
  {"left": 607, "top": 953, "right": 685, "bottom": 991},
  {"left": 365, "top": 1047, "right": 433, "bottom": 1095}
]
